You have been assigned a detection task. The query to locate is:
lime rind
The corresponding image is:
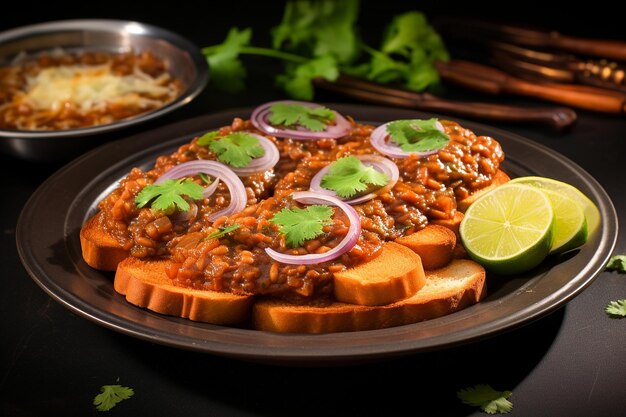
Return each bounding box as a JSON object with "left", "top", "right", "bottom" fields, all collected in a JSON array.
[
  {"left": 509, "top": 176, "right": 600, "bottom": 235},
  {"left": 460, "top": 184, "right": 555, "bottom": 275},
  {"left": 540, "top": 188, "right": 588, "bottom": 254}
]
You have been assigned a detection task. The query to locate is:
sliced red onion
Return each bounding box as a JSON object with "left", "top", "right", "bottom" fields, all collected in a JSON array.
[
  {"left": 155, "top": 160, "right": 247, "bottom": 221},
  {"left": 309, "top": 154, "right": 400, "bottom": 205},
  {"left": 370, "top": 120, "right": 446, "bottom": 159},
  {"left": 265, "top": 191, "right": 362, "bottom": 265},
  {"left": 251, "top": 100, "right": 352, "bottom": 140},
  {"left": 229, "top": 133, "right": 280, "bottom": 176}
]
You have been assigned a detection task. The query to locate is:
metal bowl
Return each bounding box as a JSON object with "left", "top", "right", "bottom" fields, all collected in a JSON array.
[{"left": 0, "top": 19, "right": 208, "bottom": 161}]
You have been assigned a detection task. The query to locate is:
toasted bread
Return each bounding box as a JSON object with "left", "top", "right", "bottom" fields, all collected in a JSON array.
[
  {"left": 333, "top": 242, "right": 426, "bottom": 306},
  {"left": 114, "top": 257, "right": 254, "bottom": 325},
  {"left": 431, "top": 211, "right": 464, "bottom": 237},
  {"left": 457, "top": 170, "right": 510, "bottom": 212},
  {"left": 395, "top": 224, "right": 456, "bottom": 270},
  {"left": 253, "top": 259, "right": 487, "bottom": 333},
  {"left": 80, "top": 213, "right": 128, "bottom": 271}
]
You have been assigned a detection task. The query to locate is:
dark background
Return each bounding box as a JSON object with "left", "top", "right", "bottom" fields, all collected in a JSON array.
[{"left": 2, "top": 1, "right": 625, "bottom": 416}]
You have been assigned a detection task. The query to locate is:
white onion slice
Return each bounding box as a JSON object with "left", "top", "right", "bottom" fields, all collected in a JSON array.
[
  {"left": 370, "top": 120, "right": 446, "bottom": 159},
  {"left": 228, "top": 133, "right": 280, "bottom": 176},
  {"left": 155, "top": 160, "right": 247, "bottom": 221},
  {"left": 265, "top": 191, "right": 361, "bottom": 265},
  {"left": 251, "top": 100, "right": 352, "bottom": 140},
  {"left": 309, "top": 154, "right": 400, "bottom": 205}
]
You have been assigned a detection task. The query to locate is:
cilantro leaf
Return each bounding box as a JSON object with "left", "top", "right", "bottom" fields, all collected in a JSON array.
[
  {"left": 606, "top": 255, "right": 626, "bottom": 273},
  {"left": 276, "top": 55, "right": 339, "bottom": 100},
  {"left": 135, "top": 179, "right": 204, "bottom": 213},
  {"left": 197, "top": 131, "right": 220, "bottom": 146},
  {"left": 206, "top": 224, "right": 241, "bottom": 240},
  {"left": 321, "top": 156, "right": 389, "bottom": 198},
  {"left": 270, "top": 205, "right": 334, "bottom": 248},
  {"left": 606, "top": 299, "right": 626, "bottom": 318},
  {"left": 269, "top": 103, "right": 335, "bottom": 132},
  {"left": 272, "top": 0, "right": 360, "bottom": 64},
  {"left": 350, "top": 11, "right": 448, "bottom": 92},
  {"left": 386, "top": 119, "right": 449, "bottom": 153},
  {"left": 457, "top": 384, "right": 513, "bottom": 415},
  {"left": 93, "top": 384, "right": 134, "bottom": 412},
  {"left": 203, "top": 27, "right": 252, "bottom": 93},
  {"left": 205, "top": 132, "right": 265, "bottom": 168}
]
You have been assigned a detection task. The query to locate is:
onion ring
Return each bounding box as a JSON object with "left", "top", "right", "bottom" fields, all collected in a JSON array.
[
  {"left": 370, "top": 120, "right": 446, "bottom": 159},
  {"left": 251, "top": 100, "right": 352, "bottom": 140},
  {"left": 228, "top": 133, "right": 280, "bottom": 176},
  {"left": 265, "top": 191, "right": 361, "bottom": 265},
  {"left": 155, "top": 160, "right": 247, "bottom": 221},
  {"left": 309, "top": 154, "right": 400, "bottom": 205}
]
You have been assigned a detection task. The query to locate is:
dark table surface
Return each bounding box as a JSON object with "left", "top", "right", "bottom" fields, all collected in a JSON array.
[{"left": 1, "top": 3, "right": 625, "bottom": 416}]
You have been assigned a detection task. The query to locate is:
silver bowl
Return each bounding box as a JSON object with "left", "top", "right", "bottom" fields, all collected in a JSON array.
[{"left": 0, "top": 19, "right": 209, "bottom": 161}]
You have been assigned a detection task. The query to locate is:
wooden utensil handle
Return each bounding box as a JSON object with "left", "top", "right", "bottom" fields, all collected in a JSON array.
[
  {"left": 555, "top": 36, "right": 626, "bottom": 62},
  {"left": 509, "top": 79, "right": 625, "bottom": 114},
  {"left": 439, "top": 60, "right": 626, "bottom": 114},
  {"left": 420, "top": 94, "right": 577, "bottom": 131},
  {"left": 313, "top": 78, "right": 576, "bottom": 131}
]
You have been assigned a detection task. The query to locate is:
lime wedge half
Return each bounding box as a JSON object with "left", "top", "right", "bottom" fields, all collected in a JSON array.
[
  {"left": 540, "top": 188, "right": 588, "bottom": 254},
  {"left": 510, "top": 176, "right": 600, "bottom": 235},
  {"left": 460, "top": 184, "right": 554, "bottom": 275}
]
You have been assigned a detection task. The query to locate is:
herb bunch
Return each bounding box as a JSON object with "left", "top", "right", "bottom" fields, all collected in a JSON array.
[{"left": 202, "top": 0, "right": 448, "bottom": 100}]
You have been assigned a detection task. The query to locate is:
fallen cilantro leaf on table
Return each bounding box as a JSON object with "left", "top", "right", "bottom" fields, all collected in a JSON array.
[
  {"left": 202, "top": 132, "right": 265, "bottom": 168},
  {"left": 269, "top": 102, "right": 335, "bottom": 131},
  {"left": 606, "top": 299, "right": 626, "bottom": 318},
  {"left": 321, "top": 156, "right": 389, "bottom": 198},
  {"left": 386, "top": 119, "right": 449, "bottom": 152},
  {"left": 93, "top": 384, "right": 134, "bottom": 411},
  {"left": 206, "top": 224, "right": 241, "bottom": 240},
  {"left": 135, "top": 179, "right": 204, "bottom": 213},
  {"left": 457, "top": 384, "right": 513, "bottom": 415},
  {"left": 606, "top": 255, "right": 626, "bottom": 273},
  {"left": 270, "top": 205, "right": 334, "bottom": 247}
]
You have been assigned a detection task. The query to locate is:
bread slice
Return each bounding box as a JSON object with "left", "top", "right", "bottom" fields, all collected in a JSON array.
[
  {"left": 431, "top": 211, "right": 464, "bottom": 237},
  {"left": 395, "top": 224, "right": 456, "bottom": 270},
  {"left": 457, "top": 170, "right": 510, "bottom": 212},
  {"left": 80, "top": 212, "right": 128, "bottom": 271},
  {"left": 333, "top": 242, "right": 426, "bottom": 306},
  {"left": 114, "top": 257, "right": 254, "bottom": 325},
  {"left": 253, "top": 259, "right": 486, "bottom": 333}
]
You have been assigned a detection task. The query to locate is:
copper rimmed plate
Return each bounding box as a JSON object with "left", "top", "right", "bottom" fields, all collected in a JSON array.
[{"left": 16, "top": 104, "right": 618, "bottom": 365}]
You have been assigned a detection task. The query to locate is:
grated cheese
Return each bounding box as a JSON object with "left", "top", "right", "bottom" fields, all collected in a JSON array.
[{"left": 23, "top": 64, "right": 173, "bottom": 112}]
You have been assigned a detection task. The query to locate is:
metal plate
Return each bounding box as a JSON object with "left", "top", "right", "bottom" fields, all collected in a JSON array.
[{"left": 16, "top": 104, "right": 618, "bottom": 365}]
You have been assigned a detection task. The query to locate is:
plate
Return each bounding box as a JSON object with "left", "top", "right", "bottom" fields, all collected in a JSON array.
[{"left": 16, "top": 104, "right": 618, "bottom": 365}]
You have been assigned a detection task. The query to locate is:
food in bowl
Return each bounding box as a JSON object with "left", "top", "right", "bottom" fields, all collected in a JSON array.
[
  {"left": 80, "top": 100, "right": 512, "bottom": 333},
  {"left": 0, "top": 49, "right": 182, "bottom": 131}
]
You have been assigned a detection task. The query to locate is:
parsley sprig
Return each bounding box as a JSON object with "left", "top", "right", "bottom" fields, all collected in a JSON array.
[
  {"left": 269, "top": 103, "right": 335, "bottom": 132},
  {"left": 135, "top": 179, "right": 204, "bottom": 213},
  {"left": 270, "top": 205, "right": 334, "bottom": 248},
  {"left": 386, "top": 119, "right": 449, "bottom": 153},
  {"left": 457, "top": 384, "right": 513, "bottom": 415},
  {"left": 198, "top": 131, "right": 265, "bottom": 168},
  {"left": 321, "top": 156, "right": 389, "bottom": 198},
  {"left": 201, "top": 1, "right": 447, "bottom": 100},
  {"left": 93, "top": 384, "right": 134, "bottom": 412}
]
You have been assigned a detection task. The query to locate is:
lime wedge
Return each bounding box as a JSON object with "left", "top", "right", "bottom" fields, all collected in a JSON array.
[
  {"left": 540, "top": 188, "right": 588, "bottom": 254},
  {"left": 460, "top": 184, "right": 554, "bottom": 275},
  {"left": 509, "top": 176, "right": 600, "bottom": 235}
]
